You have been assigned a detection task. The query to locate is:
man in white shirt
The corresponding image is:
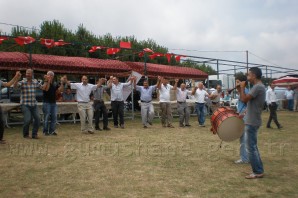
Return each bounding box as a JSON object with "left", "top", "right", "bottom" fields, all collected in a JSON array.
[
  {"left": 176, "top": 82, "right": 192, "bottom": 127},
  {"left": 68, "top": 75, "right": 101, "bottom": 134},
  {"left": 157, "top": 77, "right": 178, "bottom": 128},
  {"left": 284, "top": 86, "right": 294, "bottom": 111},
  {"left": 108, "top": 76, "right": 134, "bottom": 129},
  {"left": 192, "top": 82, "right": 211, "bottom": 127},
  {"left": 266, "top": 83, "right": 282, "bottom": 129},
  {"left": 210, "top": 85, "right": 222, "bottom": 112}
]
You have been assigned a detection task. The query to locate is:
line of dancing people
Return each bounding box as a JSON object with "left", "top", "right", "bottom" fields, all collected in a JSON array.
[
  {"left": 1, "top": 69, "right": 227, "bottom": 140},
  {"left": 0, "top": 67, "right": 273, "bottom": 179}
]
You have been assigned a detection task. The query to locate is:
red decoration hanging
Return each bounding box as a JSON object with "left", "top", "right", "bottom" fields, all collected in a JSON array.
[
  {"left": 143, "top": 48, "right": 154, "bottom": 53},
  {"left": 54, "top": 39, "right": 71, "bottom": 47},
  {"left": 0, "top": 36, "right": 9, "bottom": 44},
  {"left": 120, "top": 41, "right": 131, "bottom": 49},
  {"left": 40, "top": 38, "right": 55, "bottom": 48},
  {"left": 107, "top": 48, "right": 120, "bottom": 55},
  {"left": 89, "top": 46, "right": 105, "bottom": 53},
  {"left": 14, "top": 36, "right": 35, "bottom": 46}
]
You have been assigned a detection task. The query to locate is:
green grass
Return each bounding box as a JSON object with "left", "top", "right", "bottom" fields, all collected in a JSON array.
[{"left": 0, "top": 111, "right": 297, "bottom": 197}]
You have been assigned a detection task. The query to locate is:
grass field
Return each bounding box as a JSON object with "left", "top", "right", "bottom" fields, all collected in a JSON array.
[{"left": 0, "top": 111, "right": 297, "bottom": 198}]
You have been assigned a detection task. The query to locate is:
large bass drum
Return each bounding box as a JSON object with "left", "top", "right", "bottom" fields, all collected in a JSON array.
[{"left": 210, "top": 107, "right": 244, "bottom": 142}]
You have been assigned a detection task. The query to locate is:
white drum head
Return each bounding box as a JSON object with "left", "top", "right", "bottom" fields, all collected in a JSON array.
[{"left": 217, "top": 117, "right": 244, "bottom": 142}]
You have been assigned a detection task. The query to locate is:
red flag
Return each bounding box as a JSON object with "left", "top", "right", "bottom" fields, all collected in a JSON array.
[
  {"left": 54, "top": 39, "right": 71, "bottom": 47},
  {"left": 175, "top": 55, "right": 186, "bottom": 62},
  {"left": 143, "top": 48, "right": 154, "bottom": 53},
  {"left": 14, "top": 36, "right": 35, "bottom": 46},
  {"left": 40, "top": 38, "right": 55, "bottom": 48},
  {"left": 0, "top": 36, "right": 9, "bottom": 44},
  {"left": 89, "top": 46, "right": 105, "bottom": 53},
  {"left": 120, "top": 41, "right": 131, "bottom": 49},
  {"left": 165, "top": 53, "right": 173, "bottom": 63},
  {"left": 107, "top": 48, "right": 120, "bottom": 55},
  {"left": 149, "top": 53, "right": 164, "bottom": 59}
]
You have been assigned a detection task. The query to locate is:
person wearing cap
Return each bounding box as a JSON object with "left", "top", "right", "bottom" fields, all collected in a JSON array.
[
  {"left": 0, "top": 71, "right": 22, "bottom": 143},
  {"left": 157, "top": 77, "right": 178, "bottom": 128},
  {"left": 176, "top": 81, "right": 192, "bottom": 127},
  {"left": 42, "top": 71, "right": 66, "bottom": 136},
  {"left": 134, "top": 76, "right": 161, "bottom": 128},
  {"left": 68, "top": 75, "right": 102, "bottom": 134}
]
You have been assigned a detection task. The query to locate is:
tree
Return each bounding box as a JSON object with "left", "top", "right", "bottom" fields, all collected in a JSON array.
[{"left": 181, "top": 59, "right": 217, "bottom": 74}]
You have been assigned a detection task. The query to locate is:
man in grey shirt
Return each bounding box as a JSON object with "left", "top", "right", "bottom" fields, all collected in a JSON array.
[
  {"left": 93, "top": 78, "right": 110, "bottom": 131},
  {"left": 237, "top": 67, "right": 266, "bottom": 179}
]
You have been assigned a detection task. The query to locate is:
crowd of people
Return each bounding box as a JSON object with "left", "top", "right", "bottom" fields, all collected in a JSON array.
[{"left": 0, "top": 67, "right": 297, "bottom": 180}]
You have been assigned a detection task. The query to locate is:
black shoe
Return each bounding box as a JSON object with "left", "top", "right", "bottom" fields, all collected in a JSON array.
[
  {"left": 185, "top": 124, "right": 191, "bottom": 127},
  {"left": 148, "top": 122, "right": 152, "bottom": 126},
  {"left": 278, "top": 125, "right": 283, "bottom": 129},
  {"left": 0, "top": 140, "right": 6, "bottom": 144},
  {"left": 266, "top": 126, "right": 273, "bottom": 129},
  {"left": 51, "top": 132, "right": 58, "bottom": 136},
  {"left": 44, "top": 133, "right": 50, "bottom": 136},
  {"left": 23, "top": 135, "right": 30, "bottom": 139},
  {"left": 103, "top": 127, "right": 111, "bottom": 131},
  {"left": 95, "top": 127, "right": 102, "bottom": 131},
  {"left": 144, "top": 125, "right": 148, "bottom": 128},
  {"left": 179, "top": 124, "right": 185, "bottom": 127},
  {"left": 32, "top": 136, "right": 39, "bottom": 139}
]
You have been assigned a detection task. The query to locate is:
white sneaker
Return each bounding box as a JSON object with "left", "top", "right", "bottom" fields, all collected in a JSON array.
[{"left": 234, "top": 159, "right": 249, "bottom": 164}]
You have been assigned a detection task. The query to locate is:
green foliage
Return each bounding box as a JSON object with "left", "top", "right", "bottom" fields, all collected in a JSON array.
[{"left": 181, "top": 59, "right": 217, "bottom": 75}]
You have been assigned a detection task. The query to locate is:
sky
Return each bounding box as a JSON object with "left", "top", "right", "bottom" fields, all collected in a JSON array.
[{"left": 1, "top": 0, "right": 298, "bottom": 76}]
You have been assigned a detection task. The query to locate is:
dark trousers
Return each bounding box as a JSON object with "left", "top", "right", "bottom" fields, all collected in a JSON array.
[
  {"left": 267, "top": 102, "right": 280, "bottom": 128},
  {"left": 94, "top": 101, "right": 108, "bottom": 128},
  {"left": 0, "top": 106, "right": 4, "bottom": 140},
  {"left": 22, "top": 105, "right": 40, "bottom": 138},
  {"left": 111, "top": 101, "right": 124, "bottom": 126}
]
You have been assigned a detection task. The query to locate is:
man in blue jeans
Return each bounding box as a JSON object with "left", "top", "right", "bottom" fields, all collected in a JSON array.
[
  {"left": 14, "top": 69, "right": 50, "bottom": 139},
  {"left": 191, "top": 82, "right": 211, "bottom": 127},
  {"left": 237, "top": 67, "right": 266, "bottom": 179},
  {"left": 42, "top": 71, "right": 66, "bottom": 136}
]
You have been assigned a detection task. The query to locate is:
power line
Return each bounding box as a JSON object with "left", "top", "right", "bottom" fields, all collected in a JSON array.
[
  {"left": 169, "top": 48, "right": 246, "bottom": 53},
  {"left": 0, "top": 22, "right": 40, "bottom": 31},
  {"left": 248, "top": 51, "right": 280, "bottom": 67}
]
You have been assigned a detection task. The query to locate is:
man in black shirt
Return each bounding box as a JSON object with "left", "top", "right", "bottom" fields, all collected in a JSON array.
[{"left": 42, "top": 71, "right": 65, "bottom": 135}]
